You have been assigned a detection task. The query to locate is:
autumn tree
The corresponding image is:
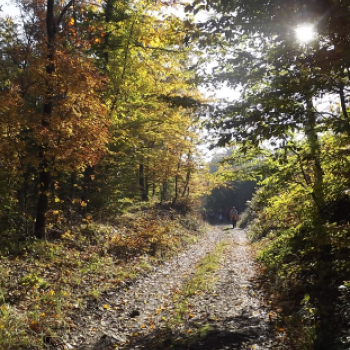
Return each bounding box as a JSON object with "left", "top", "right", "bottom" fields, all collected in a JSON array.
[
  {"left": 0, "top": 0, "right": 109, "bottom": 238},
  {"left": 81, "top": 0, "right": 204, "bottom": 210}
]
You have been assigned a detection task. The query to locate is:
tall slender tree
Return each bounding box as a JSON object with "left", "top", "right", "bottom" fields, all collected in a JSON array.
[
  {"left": 84, "top": 0, "right": 204, "bottom": 206},
  {"left": 0, "top": 1, "right": 109, "bottom": 237}
]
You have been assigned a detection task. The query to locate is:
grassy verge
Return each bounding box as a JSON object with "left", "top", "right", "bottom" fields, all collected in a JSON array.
[{"left": 165, "top": 240, "right": 229, "bottom": 340}]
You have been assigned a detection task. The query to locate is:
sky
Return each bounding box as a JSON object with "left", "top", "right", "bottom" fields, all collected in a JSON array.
[{"left": 0, "top": 0, "right": 20, "bottom": 17}]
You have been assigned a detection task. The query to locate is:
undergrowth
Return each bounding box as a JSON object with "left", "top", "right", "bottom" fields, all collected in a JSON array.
[
  {"left": 0, "top": 208, "right": 203, "bottom": 349},
  {"left": 248, "top": 188, "right": 350, "bottom": 350}
]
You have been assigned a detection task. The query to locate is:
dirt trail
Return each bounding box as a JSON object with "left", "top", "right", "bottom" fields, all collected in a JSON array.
[{"left": 65, "top": 227, "right": 283, "bottom": 349}]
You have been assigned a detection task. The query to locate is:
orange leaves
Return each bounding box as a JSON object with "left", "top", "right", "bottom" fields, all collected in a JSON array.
[
  {"left": 0, "top": 24, "right": 109, "bottom": 176},
  {"left": 29, "top": 320, "right": 41, "bottom": 333}
]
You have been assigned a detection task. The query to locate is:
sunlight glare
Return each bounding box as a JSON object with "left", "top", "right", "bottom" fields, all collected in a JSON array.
[{"left": 295, "top": 24, "right": 315, "bottom": 43}]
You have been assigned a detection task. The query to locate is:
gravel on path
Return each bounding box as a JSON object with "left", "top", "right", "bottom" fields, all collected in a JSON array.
[{"left": 63, "top": 227, "right": 285, "bottom": 350}]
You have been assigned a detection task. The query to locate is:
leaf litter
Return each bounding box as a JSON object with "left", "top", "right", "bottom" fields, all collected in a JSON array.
[{"left": 63, "top": 227, "right": 287, "bottom": 350}]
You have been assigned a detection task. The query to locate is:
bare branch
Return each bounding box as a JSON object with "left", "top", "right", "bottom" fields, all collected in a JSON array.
[{"left": 57, "top": 0, "right": 74, "bottom": 27}]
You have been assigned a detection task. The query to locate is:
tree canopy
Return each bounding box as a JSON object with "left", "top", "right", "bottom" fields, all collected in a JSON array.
[
  {"left": 191, "top": 0, "right": 350, "bottom": 146},
  {"left": 0, "top": 0, "right": 206, "bottom": 237}
]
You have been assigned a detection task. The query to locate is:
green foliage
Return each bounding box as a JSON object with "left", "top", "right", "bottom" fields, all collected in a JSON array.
[
  {"left": 237, "top": 206, "right": 256, "bottom": 229},
  {"left": 82, "top": 0, "right": 205, "bottom": 208},
  {"left": 245, "top": 134, "right": 350, "bottom": 348},
  {"left": 195, "top": 0, "right": 350, "bottom": 145}
]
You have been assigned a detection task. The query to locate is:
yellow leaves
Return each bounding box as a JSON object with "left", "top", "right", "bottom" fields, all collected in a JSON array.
[
  {"left": 103, "top": 304, "right": 110, "bottom": 310},
  {"left": 68, "top": 18, "right": 75, "bottom": 26},
  {"left": 155, "top": 305, "right": 168, "bottom": 315},
  {"left": 62, "top": 230, "right": 73, "bottom": 239},
  {"left": 140, "top": 37, "right": 158, "bottom": 47}
]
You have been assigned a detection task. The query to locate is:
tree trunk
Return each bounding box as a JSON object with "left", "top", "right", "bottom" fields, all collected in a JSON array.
[
  {"left": 161, "top": 181, "right": 168, "bottom": 203},
  {"left": 172, "top": 175, "right": 178, "bottom": 206},
  {"left": 181, "top": 151, "right": 192, "bottom": 197},
  {"left": 139, "top": 163, "right": 148, "bottom": 202},
  {"left": 172, "top": 154, "right": 182, "bottom": 206},
  {"left": 34, "top": 0, "right": 74, "bottom": 238},
  {"left": 305, "top": 96, "right": 325, "bottom": 215},
  {"left": 34, "top": 165, "right": 51, "bottom": 238},
  {"left": 34, "top": 0, "right": 56, "bottom": 238}
]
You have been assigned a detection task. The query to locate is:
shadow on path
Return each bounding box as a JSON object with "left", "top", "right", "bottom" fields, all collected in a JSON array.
[{"left": 89, "top": 311, "right": 272, "bottom": 350}]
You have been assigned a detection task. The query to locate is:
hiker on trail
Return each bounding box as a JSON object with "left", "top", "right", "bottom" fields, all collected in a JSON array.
[{"left": 230, "top": 206, "right": 238, "bottom": 229}]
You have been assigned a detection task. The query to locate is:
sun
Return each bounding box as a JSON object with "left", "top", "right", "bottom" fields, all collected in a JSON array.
[{"left": 295, "top": 24, "right": 315, "bottom": 43}]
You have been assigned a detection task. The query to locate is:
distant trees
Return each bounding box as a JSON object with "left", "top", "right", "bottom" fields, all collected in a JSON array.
[{"left": 203, "top": 149, "right": 258, "bottom": 214}]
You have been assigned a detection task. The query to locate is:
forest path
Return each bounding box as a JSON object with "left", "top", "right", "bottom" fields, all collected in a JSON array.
[{"left": 66, "top": 227, "right": 283, "bottom": 349}]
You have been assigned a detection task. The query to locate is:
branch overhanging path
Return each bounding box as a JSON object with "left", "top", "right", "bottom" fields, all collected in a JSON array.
[{"left": 64, "top": 227, "right": 283, "bottom": 350}]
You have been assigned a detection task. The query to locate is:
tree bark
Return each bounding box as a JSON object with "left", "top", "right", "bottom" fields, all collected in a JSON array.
[
  {"left": 181, "top": 151, "right": 192, "bottom": 197},
  {"left": 161, "top": 181, "right": 168, "bottom": 203},
  {"left": 305, "top": 96, "right": 325, "bottom": 214},
  {"left": 34, "top": 0, "right": 74, "bottom": 238},
  {"left": 139, "top": 163, "right": 148, "bottom": 202}
]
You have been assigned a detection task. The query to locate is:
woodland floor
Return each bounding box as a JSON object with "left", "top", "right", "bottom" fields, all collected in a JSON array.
[{"left": 63, "top": 226, "right": 287, "bottom": 350}]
